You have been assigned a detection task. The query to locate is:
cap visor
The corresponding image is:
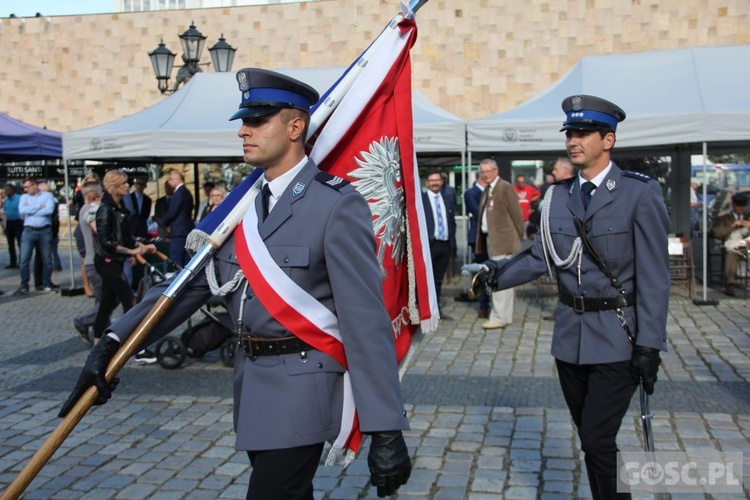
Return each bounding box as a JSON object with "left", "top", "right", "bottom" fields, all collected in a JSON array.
[{"left": 229, "top": 106, "right": 284, "bottom": 121}]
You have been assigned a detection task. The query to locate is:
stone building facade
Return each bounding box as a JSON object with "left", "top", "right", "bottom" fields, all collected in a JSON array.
[{"left": 0, "top": 0, "right": 748, "bottom": 132}]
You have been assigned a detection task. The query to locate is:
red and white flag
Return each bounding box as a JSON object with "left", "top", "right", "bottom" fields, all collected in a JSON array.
[{"left": 310, "top": 5, "right": 438, "bottom": 367}]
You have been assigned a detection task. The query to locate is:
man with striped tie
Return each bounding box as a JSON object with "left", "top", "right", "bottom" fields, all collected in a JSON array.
[{"left": 422, "top": 170, "right": 456, "bottom": 316}]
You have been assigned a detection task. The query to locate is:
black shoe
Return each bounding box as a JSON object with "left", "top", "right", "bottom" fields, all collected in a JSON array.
[
  {"left": 13, "top": 287, "right": 28, "bottom": 297},
  {"left": 4, "top": 264, "right": 18, "bottom": 269},
  {"left": 73, "top": 319, "right": 92, "bottom": 345},
  {"left": 134, "top": 349, "right": 158, "bottom": 364}
]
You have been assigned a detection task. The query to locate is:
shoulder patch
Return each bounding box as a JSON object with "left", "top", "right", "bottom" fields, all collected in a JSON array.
[
  {"left": 622, "top": 170, "right": 652, "bottom": 182},
  {"left": 552, "top": 177, "right": 575, "bottom": 185},
  {"left": 315, "top": 171, "right": 350, "bottom": 190}
]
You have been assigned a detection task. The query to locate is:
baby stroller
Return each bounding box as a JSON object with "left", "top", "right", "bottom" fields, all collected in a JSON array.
[{"left": 135, "top": 251, "right": 237, "bottom": 369}]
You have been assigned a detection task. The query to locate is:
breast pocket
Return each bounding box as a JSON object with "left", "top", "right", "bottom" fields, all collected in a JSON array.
[
  {"left": 269, "top": 245, "right": 310, "bottom": 274},
  {"left": 591, "top": 217, "right": 631, "bottom": 259},
  {"left": 548, "top": 217, "right": 579, "bottom": 257}
]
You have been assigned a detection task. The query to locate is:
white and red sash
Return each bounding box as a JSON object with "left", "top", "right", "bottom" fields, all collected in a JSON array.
[{"left": 233, "top": 185, "right": 360, "bottom": 464}]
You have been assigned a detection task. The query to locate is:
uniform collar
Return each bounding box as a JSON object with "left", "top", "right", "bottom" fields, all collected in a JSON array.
[
  {"left": 262, "top": 155, "right": 309, "bottom": 200},
  {"left": 578, "top": 161, "right": 613, "bottom": 189}
]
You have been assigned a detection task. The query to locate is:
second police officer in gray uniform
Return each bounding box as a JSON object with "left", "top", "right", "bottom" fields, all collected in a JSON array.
[
  {"left": 475, "top": 95, "right": 669, "bottom": 499},
  {"left": 61, "top": 68, "right": 411, "bottom": 499}
]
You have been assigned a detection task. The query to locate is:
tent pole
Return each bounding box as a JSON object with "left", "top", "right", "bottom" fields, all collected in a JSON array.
[
  {"left": 61, "top": 159, "right": 82, "bottom": 296},
  {"left": 461, "top": 149, "right": 468, "bottom": 266},
  {"left": 693, "top": 141, "right": 718, "bottom": 306},
  {"left": 193, "top": 162, "right": 200, "bottom": 220}
]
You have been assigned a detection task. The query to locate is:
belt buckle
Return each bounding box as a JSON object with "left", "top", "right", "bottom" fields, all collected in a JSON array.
[
  {"left": 241, "top": 335, "right": 254, "bottom": 358},
  {"left": 573, "top": 295, "right": 585, "bottom": 314}
]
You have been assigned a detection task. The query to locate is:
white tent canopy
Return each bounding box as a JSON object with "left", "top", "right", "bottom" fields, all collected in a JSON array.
[
  {"left": 63, "top": 68, "right": 465, "bottom": 162},
  {"left": 467, "top": 44, "right": 750, "bottom": 153},
  {"left": 411, "top": 90, "right": 465, "bottom": 154}
]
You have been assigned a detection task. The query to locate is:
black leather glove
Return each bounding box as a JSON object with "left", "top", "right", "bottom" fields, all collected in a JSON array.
[
  {"left": 367, "top": 431, "right": 412, "bottom": 497},
  {"left": 631, "top": 345, "right": 661, "bottom": 395},
  {"left": 483, "top": 259, "right": 500, "bottom": 289},
  {"left": 59, "top": 336, "right": 121, "bottom": 417}
]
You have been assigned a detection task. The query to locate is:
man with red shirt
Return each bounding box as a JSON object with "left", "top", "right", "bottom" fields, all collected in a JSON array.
[{"left": 513, "top": 174, "right": 540, "bottom": 222}]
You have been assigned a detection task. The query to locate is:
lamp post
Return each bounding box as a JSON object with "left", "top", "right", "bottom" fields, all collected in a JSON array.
[{"left": 148, "top": 22, "right": 237, "bottom": 94}]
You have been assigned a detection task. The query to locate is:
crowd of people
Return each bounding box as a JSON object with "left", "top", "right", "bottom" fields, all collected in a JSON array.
[{"left": 0, "top": 171, "right": 228, "bottom": 341}]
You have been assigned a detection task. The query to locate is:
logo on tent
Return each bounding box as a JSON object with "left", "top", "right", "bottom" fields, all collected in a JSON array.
[{"left": 502, "top": 129, "right": 519, "bottom": 143}]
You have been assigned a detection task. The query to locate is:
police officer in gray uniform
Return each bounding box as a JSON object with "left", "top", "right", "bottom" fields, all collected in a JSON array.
[
  {"left": 61, "top": 68, "right": 411, "bottom": 499},
  {"left": 478, "top": 95, "right": 669, "bottom": 499}
]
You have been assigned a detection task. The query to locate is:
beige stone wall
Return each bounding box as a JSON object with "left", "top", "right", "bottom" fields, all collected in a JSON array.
[{"left": 0, "top": 0, "right": 748, "bottom": 131}]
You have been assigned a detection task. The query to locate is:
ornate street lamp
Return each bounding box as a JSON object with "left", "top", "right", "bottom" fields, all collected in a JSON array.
[
  {"left": 208, "top": 34, "right": 237, "bottom": 73},
  {"left": 147, "top": 40, "right": 177, "bottom": 94},
  {"left": 178, "top": 22, "right": 206, "bottom": 64},
  {"left": 148, "top": 23, "right": 236, "bottom": 94}
]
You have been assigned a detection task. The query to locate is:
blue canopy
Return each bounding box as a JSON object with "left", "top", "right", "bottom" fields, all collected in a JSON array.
[{"left": 0, "top": 112, "right": 62, "bottom": 161}]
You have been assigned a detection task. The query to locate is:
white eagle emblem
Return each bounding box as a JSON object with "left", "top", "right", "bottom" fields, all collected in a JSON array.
[{"left": 349, "top": 136, "right": 405, "bottom": 276}]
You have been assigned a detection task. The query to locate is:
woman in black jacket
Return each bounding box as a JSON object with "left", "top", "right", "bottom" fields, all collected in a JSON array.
[{"left": 92, "top": 170, "right": 155, "bottom": 343}]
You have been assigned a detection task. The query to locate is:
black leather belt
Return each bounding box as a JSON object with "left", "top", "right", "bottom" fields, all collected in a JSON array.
[
  {"left": 239, "top": 333, "right": 314, "bottom": 357},
  {"left": 559, "top": 292, "right": 635, "bottom": 313},
  {"left": 25, "top": 226, "right": 51, "bottom": 231}
]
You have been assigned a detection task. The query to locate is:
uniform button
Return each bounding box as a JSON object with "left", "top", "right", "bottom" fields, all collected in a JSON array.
[
  {"left": 608, "top": 226, "right": 614, "bottom": 231},
  {"left": 402, "top": 410, "right": 407, "bottom": 417},
  {"left": 283, "top": 257, "right": 290, "bottom": 263},
  {"left": 317, "top": 362, "right": 323, "bottom": 369},
  {"left": 582, "top": 291, "right": 587, "bottom": 296}
]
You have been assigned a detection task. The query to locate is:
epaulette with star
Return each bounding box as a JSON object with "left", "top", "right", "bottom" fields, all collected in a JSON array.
[
  {"left": 622, "top": 170, "right": 652, "bottom": 182},
  {"left": 315, "top": 171, "right": 349, "bottom": 190}
]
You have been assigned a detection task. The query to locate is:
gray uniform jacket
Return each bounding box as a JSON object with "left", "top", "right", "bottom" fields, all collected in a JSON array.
[
  {"left": 112, "top": 160, "right": 409, "bottom": 451},
  {"left": 493, "top": 164, "right": 670, "bottom": 365}
]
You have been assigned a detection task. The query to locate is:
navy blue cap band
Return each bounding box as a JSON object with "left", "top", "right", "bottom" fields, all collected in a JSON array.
[
  {"left": 565, "top": 109, "right": 619, "bottom": 130},
  {"left": 240, "top": 87, "right": 312, "bottom": 110}
]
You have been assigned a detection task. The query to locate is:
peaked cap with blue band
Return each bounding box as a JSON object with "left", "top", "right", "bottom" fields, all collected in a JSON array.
[
  {"left": 229, "top": 68, "right": 320, "bottom": 121},
  {"left": 560, "top": 95, "right": 626, "bottom": 132}
]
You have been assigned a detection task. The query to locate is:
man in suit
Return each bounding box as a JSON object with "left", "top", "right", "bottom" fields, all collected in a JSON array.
[
  {"left": 711, "top": 192, "right": 749, "bottom": 296},
  {"left": 127, "top": 176, "right": 152, "bottom": 239},
  {"left": 479, "top": 95, "right": 669, "bottom": 498},
  {"left": 162, "top": 170, "right": 195, "bottom": 267},
  {"left": 60, "top": 68, "right": 411, "bottom": 499},
  {"left": 422, "top": 170, "right": 456, "bottom": 313},
  {"left": 476, "top": 158, "right": 525, "bottom": 329},
  {"left": 152, "top": 180, "right": 174, "bottom": 238}
]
